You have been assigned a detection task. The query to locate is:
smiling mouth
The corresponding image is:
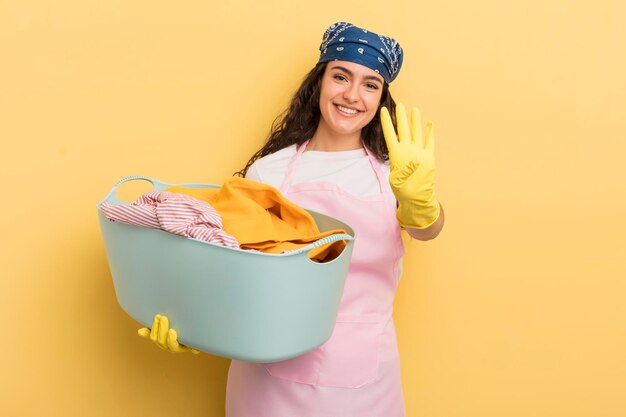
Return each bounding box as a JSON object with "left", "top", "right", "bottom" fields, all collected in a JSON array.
[{"left": 335, "top": 104, "right": 361, "bottom": 115}]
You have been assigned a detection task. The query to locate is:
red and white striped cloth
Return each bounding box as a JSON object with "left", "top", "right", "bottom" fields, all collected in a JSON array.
[{"left": 100, "top": 191, "right": 239, "bottom": 248}]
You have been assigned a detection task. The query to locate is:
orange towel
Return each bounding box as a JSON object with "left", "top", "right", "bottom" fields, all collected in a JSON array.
[{"left": 166, "top": 177, "right": 347, "bottom": 262}]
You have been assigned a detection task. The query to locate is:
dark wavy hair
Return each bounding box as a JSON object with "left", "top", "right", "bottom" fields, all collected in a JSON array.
[{"left": 235, "top": 62, "right": 398, "bottom": 178}]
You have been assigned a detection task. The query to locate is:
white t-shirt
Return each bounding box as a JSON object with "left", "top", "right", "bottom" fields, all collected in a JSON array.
[{"left": 245, "top": 144, "right": 391, "bottom": 196}]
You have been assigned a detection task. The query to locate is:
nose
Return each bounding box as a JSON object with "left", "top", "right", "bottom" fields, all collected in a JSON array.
[{"left": 342, "top": 83, "right": 360, "bottom": 103}]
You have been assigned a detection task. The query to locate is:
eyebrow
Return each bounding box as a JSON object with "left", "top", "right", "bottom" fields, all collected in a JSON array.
[{"left": 330, "top": 65, "right": 384, "bottom": 85}]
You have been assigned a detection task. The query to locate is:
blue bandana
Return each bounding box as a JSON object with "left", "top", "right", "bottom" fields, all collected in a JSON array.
[{"left": 317, "top": 22, "right": 403, "bottom": 83}]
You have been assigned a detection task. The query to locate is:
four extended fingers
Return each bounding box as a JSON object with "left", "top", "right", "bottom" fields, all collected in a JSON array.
[{"left": 381, "top": 104, "right": 434, "bottom": 152}]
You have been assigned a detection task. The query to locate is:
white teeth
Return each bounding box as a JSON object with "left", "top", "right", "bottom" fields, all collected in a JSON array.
[{"left": 337, "top": 105, "right": 358, "bottom": 114}]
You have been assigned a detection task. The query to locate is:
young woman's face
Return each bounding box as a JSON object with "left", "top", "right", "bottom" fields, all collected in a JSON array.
[{"left": 318, "top": 60, "right": 385, "bottom": 137}]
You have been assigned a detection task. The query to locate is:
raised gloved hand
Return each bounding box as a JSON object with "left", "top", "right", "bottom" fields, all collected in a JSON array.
[
  {"left": 138, "top": 314, "right": 200, "bottom": 354},
  {"left": 380, "top": 103, "right": 440, "bottom": 229}
]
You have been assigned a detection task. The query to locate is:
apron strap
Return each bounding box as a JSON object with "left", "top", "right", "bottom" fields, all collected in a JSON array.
[
  {"left": 363, "top": 145, "right": 396, "bottom": 206},
  {"left": 279, "top": 140, "right": 309, "bottom": 194}
]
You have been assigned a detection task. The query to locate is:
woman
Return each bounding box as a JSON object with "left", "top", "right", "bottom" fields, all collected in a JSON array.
[{"left": 142, "top": 22, "right": 444, "bottom": 416}]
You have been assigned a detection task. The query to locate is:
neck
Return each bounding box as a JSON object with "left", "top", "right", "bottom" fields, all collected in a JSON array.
[{"left": 307, "top": 121, "right": 362, "bottom": 152}]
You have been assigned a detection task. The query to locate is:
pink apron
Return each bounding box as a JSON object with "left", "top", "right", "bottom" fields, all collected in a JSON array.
[{"left": 226, "top": 142, "right": 406, "bottom": 416}]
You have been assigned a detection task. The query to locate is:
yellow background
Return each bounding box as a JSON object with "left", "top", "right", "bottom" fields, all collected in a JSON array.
[{"left": 1, "top": 1, "right": 625, "bottom": 416}]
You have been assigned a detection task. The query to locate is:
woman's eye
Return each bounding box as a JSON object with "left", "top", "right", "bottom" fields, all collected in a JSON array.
[
  {"left": 366, "top": 83, "right": 379, "bottom": 90},
  {"left": 334, "top": 74, "right": 346, "bottom": 81}
]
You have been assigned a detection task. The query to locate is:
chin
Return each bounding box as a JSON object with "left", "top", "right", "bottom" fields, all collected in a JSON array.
[
  {"left": 330, "top": 125, "right": 363, "bottom": 136},
  {"left": 328, "top": 117, "right": 368, "bottom": 134}
]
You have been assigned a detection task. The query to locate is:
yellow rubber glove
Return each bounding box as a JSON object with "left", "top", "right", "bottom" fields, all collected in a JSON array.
[
  {"left": 381, "top": 103, "right": 440, "bottom": 229},
  {"left": 137, "top": 314, "right": 200, "bottom": 354}
]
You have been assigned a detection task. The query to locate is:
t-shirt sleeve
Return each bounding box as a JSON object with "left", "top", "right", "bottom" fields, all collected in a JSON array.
[
  {"left": 245, "top": 162, "right": 263, "bottom": 182},
  {"left": 242, "top": 145, "right": 294, "bottom": 189}
]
